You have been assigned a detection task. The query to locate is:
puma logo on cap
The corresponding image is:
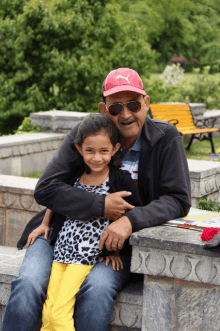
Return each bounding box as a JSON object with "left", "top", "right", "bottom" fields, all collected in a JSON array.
[{"left": 116, "top": 75, "right": 130, "bottom": 83}]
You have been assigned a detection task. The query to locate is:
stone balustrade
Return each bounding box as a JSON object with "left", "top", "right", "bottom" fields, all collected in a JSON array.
[
  {"left": 30, "top": 110, "right": 91, "bottom": 133},
  {"left": 130, "top": 225, "right": 220, "bottom": 331},
  {"left": 0, "top": 176, "right": 43, "bottom": 247},
  {"left": 203, "top": 110, "right": 220, "bottom": 136},
  {"left": 0, "top": 133, "right": 65, "bottom": 176},
  {"left": 188, "top": 159, "right": 220, "bottom": 206}
]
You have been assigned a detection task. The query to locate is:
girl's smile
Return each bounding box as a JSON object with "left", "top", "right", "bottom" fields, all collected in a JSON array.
[{"left": 75, "top": 131, "right": 120, "bottom": 177}]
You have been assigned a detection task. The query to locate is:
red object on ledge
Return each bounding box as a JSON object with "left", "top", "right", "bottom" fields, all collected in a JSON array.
[{"left": 200, "top": 227, "right": 219, "bottom": 241}]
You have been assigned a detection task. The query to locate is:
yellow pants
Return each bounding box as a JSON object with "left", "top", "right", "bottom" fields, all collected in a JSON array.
[{"left": 41, "top": 262, "right": 94, "bottom": 331}]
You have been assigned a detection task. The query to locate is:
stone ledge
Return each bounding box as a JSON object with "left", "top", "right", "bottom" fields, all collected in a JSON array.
[
  {"left": 0, "top": 176, "right": 44, "bottom": 246},
  {"left": 188, "top": 159, "right": 220, "bottom": 180},
  {"left": 188, "top": 159, "right": 220, "bottom": 204},
  {"left": 0, "top": 133, "right": 66, "bottom": 176},
  {"left": 0, "top": 133, "right": 65, "bottom": 159},
  {"left": 130, "top": 223, "right": 220, "bottom": 331},
  {"left": 131, "top": 245, "right": 220, "bottom": 285},
  {"left": 130, "top": 225, "right": 220, "bottom": 286},
  {"left": 30, "top": 110, "right": 91, "bottom": 133},
  {"left": 0, "top": 176, "right": 43, "bottom": 213},
  {"left": 130, "top": 225, "right": 218, "bottom": 257}
]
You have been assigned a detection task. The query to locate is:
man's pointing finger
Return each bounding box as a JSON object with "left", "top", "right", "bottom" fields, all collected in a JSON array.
[{"left": 99, "top": 230, "right": 108, "bottom": 250}]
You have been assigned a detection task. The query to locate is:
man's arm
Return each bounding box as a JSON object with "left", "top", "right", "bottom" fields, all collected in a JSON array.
[
  {"left": 126, "top": 134, "right": 191, "bottom": 233},
  {"left": 34, "top": 125, "right": 133, "bottom": 221},
  {"left": 100, "top": 130, "right": 191, "bottom": 251},
  {"left": 34, "top": 125, "right": 104, "bottom": 220}
]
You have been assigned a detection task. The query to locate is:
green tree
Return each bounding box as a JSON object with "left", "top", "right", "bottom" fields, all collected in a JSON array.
[
  {"left": 0, "top": 0, "right": 156, "bottom": 135},
  {"left": 110, "top": 0, "right": 220, "bottom": 69}
]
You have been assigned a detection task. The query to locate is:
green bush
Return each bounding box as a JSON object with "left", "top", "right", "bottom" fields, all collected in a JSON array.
[
  {"left": 145, "top": 72, "right": 220, "bottom": 109},
  {"left": 0, "top": 0, "right": 156, "bottom": 136},
  {"left": 180, "top": 73, "right": 220, "bottom": 109},
  {"left": 197, "top": 196, "right": 220, "bottom": 212},
  {"left": 16, "top": 116, "right": 43, "bottom": 133},
  {"left": 143, "top": 79, "right": 180, "bottom": 104}
]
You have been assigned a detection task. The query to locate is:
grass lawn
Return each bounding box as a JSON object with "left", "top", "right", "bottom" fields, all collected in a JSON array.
[
  {"left": 21, "top": 172, "right": 42, "bottom": 178},
  {"left": 185, "top": 135, "right": 220, "bottom": 160}
]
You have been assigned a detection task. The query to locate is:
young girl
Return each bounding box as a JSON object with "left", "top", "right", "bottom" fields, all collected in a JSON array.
[{"left": 26, "top": 114, "right": 142, "bottom": 331}]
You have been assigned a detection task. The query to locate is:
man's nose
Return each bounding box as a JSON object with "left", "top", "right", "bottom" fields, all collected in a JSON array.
[{"left": 120, "top": 105, "right": 131, "bottom": 118}]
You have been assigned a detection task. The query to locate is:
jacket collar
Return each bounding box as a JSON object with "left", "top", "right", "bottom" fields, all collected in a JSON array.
[{"left": 141, "top": 116, "right": 165, "bottom": 148}]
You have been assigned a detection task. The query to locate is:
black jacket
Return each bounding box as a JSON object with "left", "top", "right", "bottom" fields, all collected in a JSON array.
[
  {"left": 17, "top": 168, "right": 142, "bottom": 250},
  {"left": 18, "top": 116, "right": 191, "bottom": 248}
]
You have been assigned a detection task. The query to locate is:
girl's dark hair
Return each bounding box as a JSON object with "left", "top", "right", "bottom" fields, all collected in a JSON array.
[{"left": 71, "top": 114, "right": 122, "bottom": 173}]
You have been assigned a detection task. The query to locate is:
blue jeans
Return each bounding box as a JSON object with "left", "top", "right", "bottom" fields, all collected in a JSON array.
[{"left": 2, "top": 235, "right": 131, "bottom": 331}]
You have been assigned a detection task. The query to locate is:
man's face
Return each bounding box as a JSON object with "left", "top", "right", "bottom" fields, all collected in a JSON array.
[{"left": 99, "top": 91, "right": 150, "bottom": 143}]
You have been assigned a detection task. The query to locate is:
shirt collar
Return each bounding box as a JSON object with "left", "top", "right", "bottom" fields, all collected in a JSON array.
[
  {"left": 120, "top": 131, "right": 142, "bottom": 154},
  {"left": 130, "top": 131, "right": 141, "bottom": 152}
]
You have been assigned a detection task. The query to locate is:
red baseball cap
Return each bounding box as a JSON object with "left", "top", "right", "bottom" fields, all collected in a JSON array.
[{"left": 102, "top": 68, "right": 146, "bottom": 97}]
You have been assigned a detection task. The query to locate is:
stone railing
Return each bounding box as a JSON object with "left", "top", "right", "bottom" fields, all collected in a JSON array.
[
  {"left": 30, "top": 110, "right": 91, "bottom": 133},
  {"left": 204, "top": 110, "right": 220, "bottom": 136},
  {"left": 188, "top": 159, "right": 220, "bottom": 207},
  {"left": 130, "top": 225, "right": 220, "bottom": 331},
  {"left": 0, "top": 133, "right": 65, "bottom": 176},
  {"left": 0, "top": 176, "right": 43, "bottom": 247}
]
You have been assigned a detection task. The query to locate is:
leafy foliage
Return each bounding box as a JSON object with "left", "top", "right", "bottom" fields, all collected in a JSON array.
[
  {"left": 110, "top": 0, "right": 220, "bottom": 69},
  {"left": 144, "top": 71, "right": 220, "bottom": 109},
  {"left": 180, "top": 72, "right": 220, "bottom": 109},
  {"left": 197, "top": 196, "right": 220, "bottom": 212},
  {"left": 16, "top": 117, "right": 44, "bottom": 133},
  {"left": 0, "top": 0, "right": 156, "bottom": 135}
]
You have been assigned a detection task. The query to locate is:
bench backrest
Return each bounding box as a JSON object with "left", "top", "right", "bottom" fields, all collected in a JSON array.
[{"left": 150, "top": 104, "right": 195, "bottom": 129}]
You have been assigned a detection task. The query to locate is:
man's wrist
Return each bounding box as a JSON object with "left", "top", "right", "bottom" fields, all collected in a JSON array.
[{"left": 120, "top": 215, "right": 132, "bottom": 235}]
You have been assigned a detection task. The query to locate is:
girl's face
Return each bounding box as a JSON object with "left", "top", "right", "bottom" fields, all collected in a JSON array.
[{"left": 75, "top": 131, "right": 120, "bottom": 175}]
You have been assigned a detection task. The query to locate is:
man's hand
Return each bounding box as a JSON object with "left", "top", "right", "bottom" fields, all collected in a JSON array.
[
  {"left": 104, "top": 191, "right": 134, "bottom": 220},
  {"left": 99, "top": 216, "right": 132, "bottom": 251}
]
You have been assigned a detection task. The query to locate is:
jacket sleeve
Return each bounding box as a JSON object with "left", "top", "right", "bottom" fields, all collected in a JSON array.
[
  {"left": 125, "top": 131, "right": 191, "bottom": 233},
  {"left": 34, "top": 126, "right": 105, "bottom": 220}
]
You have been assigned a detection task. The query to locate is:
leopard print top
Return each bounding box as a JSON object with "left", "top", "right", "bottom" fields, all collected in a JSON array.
[{"left": 53, "top": 178, "right": 110, "bottom": 265}]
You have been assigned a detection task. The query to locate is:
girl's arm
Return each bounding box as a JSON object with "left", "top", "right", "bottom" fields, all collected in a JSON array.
[
  {"left": 26, "top": 209, "right": 53, "bottom": 247},
  {"left": 100, "top": 250, "right": 123, "bottom": 271}
]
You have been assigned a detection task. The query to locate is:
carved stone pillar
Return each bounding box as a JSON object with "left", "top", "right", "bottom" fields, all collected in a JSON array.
[{"left": 130, "top": 225, "right": 220, "bottom": 331}]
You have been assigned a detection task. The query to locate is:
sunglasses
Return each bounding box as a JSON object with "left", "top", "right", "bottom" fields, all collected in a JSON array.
[{"left": 108, "top": 101, "right": 142, "bottom": 116}]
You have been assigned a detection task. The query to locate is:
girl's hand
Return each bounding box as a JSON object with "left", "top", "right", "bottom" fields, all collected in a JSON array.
[
  {"left": 100, "top": 254, "right": 123, "bottom": 271},
  {"left": 26, "top": 224, "right": 50, "bottom": 247}
]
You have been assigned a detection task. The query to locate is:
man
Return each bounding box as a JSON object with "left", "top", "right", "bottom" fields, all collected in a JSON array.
[{"left": 2, "top": 68, "right": 191, "bottom": 331}]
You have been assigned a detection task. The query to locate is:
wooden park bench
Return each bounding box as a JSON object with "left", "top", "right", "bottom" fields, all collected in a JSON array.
[{"left": 149, "top": 103, "right": 219, "bottom": 153}]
